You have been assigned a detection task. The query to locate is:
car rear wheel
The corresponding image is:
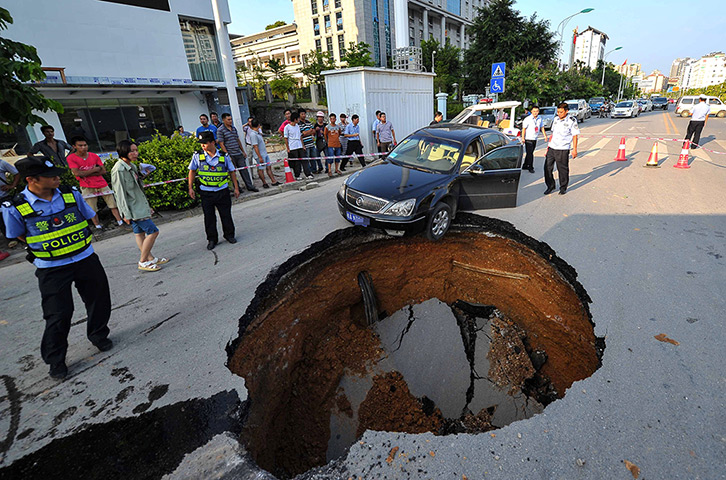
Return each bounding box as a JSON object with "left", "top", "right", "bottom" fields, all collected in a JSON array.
[
  {"left": 425, "top": 202, "right": 451, "bottom": 241},
  {"left": 681, "top": 110, "right": 690, "bottom": 118},
  {"left": 717, "top": 111, "right": 726, "bottom": 118}
]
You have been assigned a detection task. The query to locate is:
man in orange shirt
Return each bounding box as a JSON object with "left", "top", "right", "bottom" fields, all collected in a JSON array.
[{"left": 324, "top": 113, "right": 343, "bottom": 176}]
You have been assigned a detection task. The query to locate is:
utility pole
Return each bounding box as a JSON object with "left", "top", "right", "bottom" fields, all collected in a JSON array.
[{"left": 211, "top": 0, "right": 243, "bottom": 130}]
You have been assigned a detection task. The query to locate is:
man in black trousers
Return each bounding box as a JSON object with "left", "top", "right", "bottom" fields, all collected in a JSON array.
[
  {"left": 188, "top": 131, "right": 240, "bottom": 250},
  {"left": 1, "top": 157, "right": 113, "bottom": 380},
  {"left": 543, "top": 103, "right": 579, "bottom": 195}
]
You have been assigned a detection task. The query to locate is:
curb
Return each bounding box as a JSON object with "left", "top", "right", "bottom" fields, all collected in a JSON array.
[{"left": 0, "top": 164, "right": 364, "bottom": 268}]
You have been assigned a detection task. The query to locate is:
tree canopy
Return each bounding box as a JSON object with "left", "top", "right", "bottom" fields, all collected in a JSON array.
[
  {"left": 421, "top": 38, "right": 463, "bottom": 95},
  {"left": 341, "top": 42, "right": 375, "bottom": 67},
  {"left": 300, "top": 50, "right": 336, "bottom": 86},
  {"left": 265, "top": 21, "right": 286, "bottom": 30},
  {"left": 463, "top": 0, "right": 557, "bottom": 91},
  {"left": 0, "top": 7, "right": 62, "bottom": 133}
]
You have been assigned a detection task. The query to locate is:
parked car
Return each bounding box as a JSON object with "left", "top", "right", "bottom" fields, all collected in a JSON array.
[
  {"left": 588, "top": 97, "right": 606, "bottom": 113},
  {"left": 564, "top": 99, "right": 588, "bottom": 123},
  {"left": 612, "top": 100, "right": 640, "bottom": 118},
  {"left": 449, "top": 101, "right": 521, "bottom": 137},
  {"left": 637, "top": 99, "right": 653, "bottom": 112},
  {"left": 337, "top": 124, "right": 524, "bottom": 240},
  {"left": 675, "top": 95, "right": 726, "bottom": 118},
  {"left": 651, "top": 97, "right": 669, "bottom": 110},
  {"left": 538, "top": 106, "right": 557, "bottom": 130}
]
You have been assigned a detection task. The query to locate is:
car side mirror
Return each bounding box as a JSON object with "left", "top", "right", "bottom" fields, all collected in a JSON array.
[{"left": 468, "top": 164, "right": 485, "bottom": 175}]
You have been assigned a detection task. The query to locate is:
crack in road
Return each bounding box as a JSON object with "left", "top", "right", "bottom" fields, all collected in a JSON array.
[{"left": 142, "top": 313, "right": 181, "bottom": 335}]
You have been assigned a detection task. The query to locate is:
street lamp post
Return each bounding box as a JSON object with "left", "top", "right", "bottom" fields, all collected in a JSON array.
[
  {"left": 556, "top": 8, "right": 594, "bottom": 70},
  {"left": 601, "top": 46, "right": 623, "bottom": 85}
]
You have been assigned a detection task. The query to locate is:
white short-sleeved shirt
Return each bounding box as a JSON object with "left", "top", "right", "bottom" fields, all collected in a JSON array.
[
  {"left": 691, "top": 102, "right": 710, "bottom": 121},
  {"left": 549, "top": 116, "right": 580, "bottom": 150},
  {"left": 284, "top": 123, "right": 303, "bottom": 150},
  {"left": 522, "top": 116, "right": 543, "bottom": 141}
]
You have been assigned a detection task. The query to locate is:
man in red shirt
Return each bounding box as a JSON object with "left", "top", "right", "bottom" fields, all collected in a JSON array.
[{"left": 66, "top": 136, "right": 123, "bottom": 230}]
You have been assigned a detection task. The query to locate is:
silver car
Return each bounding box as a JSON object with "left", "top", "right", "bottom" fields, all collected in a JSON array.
[
  {"left": 538, "top": 106, "right": 557, "bottom": 129},
  {"left": 565, "top": 99, "right": 588, "bottom": 123},
  {"left": 612, "top": 100, "right": 640, "bottom": 118}
]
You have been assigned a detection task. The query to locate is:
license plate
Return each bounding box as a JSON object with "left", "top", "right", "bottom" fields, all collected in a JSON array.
[{"left": 346, "top": 211, "right": 369, "bottom": 226}]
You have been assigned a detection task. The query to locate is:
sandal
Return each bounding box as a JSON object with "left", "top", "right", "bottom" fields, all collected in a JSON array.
[
  {"left": 271, "top": 182, "right": 281, "bottom": 186},
  {"left": 138, "top": 261, "right": 161, "bottom": 272},
  {"left": 151, "top": 257, "right": 169, "bottom": 265},
  {"left": 262, "top": 183, "right": 270, "bottom": 189}
]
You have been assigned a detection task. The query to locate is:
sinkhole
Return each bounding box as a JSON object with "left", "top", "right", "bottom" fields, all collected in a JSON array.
[{"left": 226, "top": 213, "right": 605, "bottom": 479}]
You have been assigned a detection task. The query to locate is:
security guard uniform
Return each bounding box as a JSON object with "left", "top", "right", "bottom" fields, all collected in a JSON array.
[
  {"left": 188, "top": 150, "right": 237, "bottom": 245},
  {"left": 2, "top": 157, "right": 112, "bottom": 379}
]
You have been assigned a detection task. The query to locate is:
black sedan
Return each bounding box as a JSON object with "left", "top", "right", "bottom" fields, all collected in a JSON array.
[{"left": 337, "top": 124, "right": 524, "bottom": 240}]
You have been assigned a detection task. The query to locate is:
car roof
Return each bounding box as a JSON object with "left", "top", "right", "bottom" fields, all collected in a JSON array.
[
  {"left": 463, "top": 101, "right": 521, "bottom": 112},
  {"left": 416, "top": 124, "right": 501, "bottom": 143}
]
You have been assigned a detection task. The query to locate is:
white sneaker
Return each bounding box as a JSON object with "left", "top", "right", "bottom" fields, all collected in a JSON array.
[
  {"left": 295, "top": 176, "right": 301, "bottom": 181},
  {"left": 307, "top": 175, "right": 314, "bottom": 179}
]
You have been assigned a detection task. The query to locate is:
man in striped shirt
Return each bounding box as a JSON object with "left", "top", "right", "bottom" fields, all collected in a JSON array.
[{"left": 217, "top": 113, "right": 258, "bottom": 193}]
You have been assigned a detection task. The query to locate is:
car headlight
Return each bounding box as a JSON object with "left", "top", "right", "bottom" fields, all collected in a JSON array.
[
  {"left": 384, "top": 198, "right": 416, "bottom": 217},
  {"left": 338, "top": 182, "right": 346, "bottom": 198}
]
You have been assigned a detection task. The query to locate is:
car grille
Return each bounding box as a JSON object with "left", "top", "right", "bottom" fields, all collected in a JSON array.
[{"left": 345, "top": 187, "right": 388, "bottom": 213}]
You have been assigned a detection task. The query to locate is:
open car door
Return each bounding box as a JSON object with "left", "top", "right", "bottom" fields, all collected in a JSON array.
[{"left": 458, "top": 133, "right": 523, "bottom": 210}]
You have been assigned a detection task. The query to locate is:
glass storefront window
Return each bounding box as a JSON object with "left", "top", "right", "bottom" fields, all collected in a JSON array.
[
  {"left": 57, "top": 98, "right": 179, "bottom": 153},
  {"left": 180, "top": 18, "right": 223, "bottom": 82}
]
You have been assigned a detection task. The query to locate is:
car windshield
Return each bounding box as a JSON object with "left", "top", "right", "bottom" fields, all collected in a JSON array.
[
  {"left": 387, "top": 134, "right": 462, "bottom": 173},
  {"left": 653, "top": 98, "right": 667, "bottom": 103},
  {"left": 540, "top": 107, "right": 556, "bottom": 115},
  {"left": 589, "top": 97, "right": 605, "bottom": 103},
  {"left": 566, "top": 102, "right": 578, "bottom": 110},
  {"left": 616, "top": 102, "right": 632, "bottom": 107}
]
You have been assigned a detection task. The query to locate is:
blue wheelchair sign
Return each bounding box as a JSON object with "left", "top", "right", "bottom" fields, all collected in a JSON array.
[{"left": 490, "top": 77, "right": 505, "bottom": 93}]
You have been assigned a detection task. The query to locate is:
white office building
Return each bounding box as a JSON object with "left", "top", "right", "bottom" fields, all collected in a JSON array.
[
  {"left": 2, "top": 0, "right": 249, "bottom": 154},
  {"left": 570, "top": 26, "right": 608, "bottom": 71}
]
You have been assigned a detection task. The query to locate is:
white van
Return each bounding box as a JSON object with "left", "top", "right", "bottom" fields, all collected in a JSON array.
[
  {"left": 675, "top": 96, "right": 726, "bottom": 118},
  {"left": 564, "top": 99, "right": 588, "bottom": 123}
]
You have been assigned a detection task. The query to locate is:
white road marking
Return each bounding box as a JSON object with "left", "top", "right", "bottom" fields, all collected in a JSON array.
[
  {"left": 580, "top": 137, "right": 612, "bottom": 157},
  {"left": 598, "top": 119, "right": 624, "bottom": 135}
]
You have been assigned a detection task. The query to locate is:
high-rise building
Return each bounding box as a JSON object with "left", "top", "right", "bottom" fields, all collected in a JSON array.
[
  {"left": 639, "top": 70, "right": 666, "bottom": 94},
  {"left": 292, "top": 0, "right": 484, "bottom": 69},
  {"left": 669, "top": 57, "right": 690, "bottom": 79},
  {"left": 569, "top": 26, "right": 608, "bottom": 70}
]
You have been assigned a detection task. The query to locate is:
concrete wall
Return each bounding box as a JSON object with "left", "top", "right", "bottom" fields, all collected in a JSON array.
[
  {"left": 3, "top": 0, "right": 230, "bottom": 85},
  {"left": 323, "top": 67, "right": 434, "bottom": 153}
]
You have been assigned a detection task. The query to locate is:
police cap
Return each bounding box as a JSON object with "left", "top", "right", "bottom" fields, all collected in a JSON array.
[{"left": 15, "top": 156, "right": 66, "bottom": 178}]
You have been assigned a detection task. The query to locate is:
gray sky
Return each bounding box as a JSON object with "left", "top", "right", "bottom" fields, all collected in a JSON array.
[{"left": 229, "top": 0, "right": 726, "bottom": 74}]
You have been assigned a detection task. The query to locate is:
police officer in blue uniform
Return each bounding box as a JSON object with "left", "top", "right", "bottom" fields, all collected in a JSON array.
[
  {"left": 2, "top": 157, "right": 113, "bottom": 380},
  {"left": 188, "top": 131, "right": 240, "bottom": 250}
]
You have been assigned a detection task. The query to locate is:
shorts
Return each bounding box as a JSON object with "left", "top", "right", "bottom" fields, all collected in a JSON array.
[
  {"left": 81, "top": 187, "right": 117, "bottom": 212},
  {"left": 131, "top": 218, "right": 159, "bottom": 235}
]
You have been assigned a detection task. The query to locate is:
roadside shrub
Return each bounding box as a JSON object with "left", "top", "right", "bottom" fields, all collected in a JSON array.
[{"left": 136, "top": 133, "right": 200, "bottom": 211}]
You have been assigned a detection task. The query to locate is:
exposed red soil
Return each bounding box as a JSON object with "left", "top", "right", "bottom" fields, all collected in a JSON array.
[{"left": 356, "top": 372, "right": 443, "bottom": 438}]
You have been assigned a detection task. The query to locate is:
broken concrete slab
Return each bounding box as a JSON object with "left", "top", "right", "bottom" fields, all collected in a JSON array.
[{"left": 374, "top": 299, "right": 471, "bottom": 419}]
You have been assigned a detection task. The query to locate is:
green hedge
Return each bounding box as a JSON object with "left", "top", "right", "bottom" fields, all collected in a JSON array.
[{"left": 135, "top": 133, "right": 200, "bottom": 211}]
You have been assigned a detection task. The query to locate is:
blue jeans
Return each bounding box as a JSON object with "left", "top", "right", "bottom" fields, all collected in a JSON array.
[
  {"left": 306, "top": 146, "right": 322, "bottom": 172},
  {"left": 326, "top": 147, "right": 341, "bottom": 165}
]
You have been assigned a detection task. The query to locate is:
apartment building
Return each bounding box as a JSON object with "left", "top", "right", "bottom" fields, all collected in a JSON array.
[
  {"left": 2, "top": 0, "right": 249, "bottom": 154},
  {"left": 616, "top": 63, "right": 642, "bottom": 78},
  {"left": 680, "top": 52, "right": 726, "bottom": 90},
  {"left": 292, "top": 0, "right": 484, "bottom": 69},
  {"left": 569, "top": 26, "right": 608, "bottom": 70},
  {"left": 231, "top": 24, "right": 304, "bottom": 84},
  {"left": 639, "top": 70, "right": 666, "bottom": 94}
]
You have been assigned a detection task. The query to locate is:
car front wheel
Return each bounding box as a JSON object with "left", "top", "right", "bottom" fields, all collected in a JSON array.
[{"left": 425, "top": 202, "right": 452, "bottom": 241}]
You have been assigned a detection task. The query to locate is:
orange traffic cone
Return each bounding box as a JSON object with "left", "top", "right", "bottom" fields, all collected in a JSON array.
[
  {"left": 284, "top": 158, "right": 295, "bottom": 183},
  {"left": 614, "top": 137, "right": 627, "bottom": 161},
  {"left": 674, "top": 140, "right": 691, "bottom": 169},
  {"left": 644, "top": 142, "right": 659, "bottom": 167}
]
